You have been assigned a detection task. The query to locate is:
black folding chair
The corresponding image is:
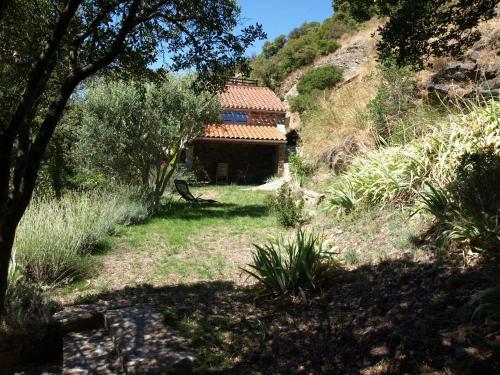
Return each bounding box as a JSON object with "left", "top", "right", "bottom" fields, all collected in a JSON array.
[{"left": 174, "top": 180, "right": 217, "bottom": 203}]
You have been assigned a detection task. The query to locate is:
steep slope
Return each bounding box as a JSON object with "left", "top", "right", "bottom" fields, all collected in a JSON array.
[{"left": 280, "top": 18, "right": 380, "bottom": 100}]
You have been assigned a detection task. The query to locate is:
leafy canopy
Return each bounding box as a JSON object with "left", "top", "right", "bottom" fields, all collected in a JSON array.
[{"left": 76, "top": 74, "right": 221, "bottom": 208}]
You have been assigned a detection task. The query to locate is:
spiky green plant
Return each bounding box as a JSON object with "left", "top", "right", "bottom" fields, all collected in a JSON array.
[
  {"left": 417, "top": 148, "right": 500, "bottom": 255},
  {"left": 414, "top": 182, "right": 450, "bottom": 221},
  {"left": 244, "top": 230, "right": 338, "bottom": 298},
  {"left": 469, "top": 287, "right": 500, "bottom": 325},
  {"left": 329, "top": 100, "right": 499, "bottom": 212},
  {"left": 328, "top": 187, "right": 356, "bottom": 216}
]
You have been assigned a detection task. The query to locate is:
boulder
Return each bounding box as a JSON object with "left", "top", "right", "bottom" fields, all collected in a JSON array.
[
  {"left": 481, "top": 76, "right": 500, "bottom": 90},
  {"left": 432, "top": 62, "right": 479, "bottom": 83},
  {"left": 302, "top": 189, "right": 325, "bottom": 206}
]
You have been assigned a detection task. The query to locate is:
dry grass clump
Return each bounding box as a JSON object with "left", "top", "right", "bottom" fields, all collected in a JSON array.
[{"left": 300, "top": 70, "right": 378, "bottom": 171}]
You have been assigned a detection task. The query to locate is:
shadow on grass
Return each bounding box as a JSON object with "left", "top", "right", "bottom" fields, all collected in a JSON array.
[
  {"left": 156, "top": 200, "right": 270, "bottom": 221},
  {"left": 71, "top": 258, "right": 499, "bottom": 374}
]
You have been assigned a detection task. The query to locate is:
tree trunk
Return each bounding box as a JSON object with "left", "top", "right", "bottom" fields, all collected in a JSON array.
[
  {"left": 0, "top": 0, "right": 142, "bottom": 315},
  {"left": 0, "top": 211, "right": 21, "bottom": 319}
]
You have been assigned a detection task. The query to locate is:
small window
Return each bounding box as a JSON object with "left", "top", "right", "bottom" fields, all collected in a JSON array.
[{"left": 223, "top": 111, "right": 247, "bottom": 124}]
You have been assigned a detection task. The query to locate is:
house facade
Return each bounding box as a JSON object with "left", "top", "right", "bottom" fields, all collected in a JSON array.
[{"left": 189, "top": 79, "right": 287, "bottom": 184}]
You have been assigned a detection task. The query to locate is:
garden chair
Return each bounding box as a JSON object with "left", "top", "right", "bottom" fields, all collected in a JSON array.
[
  {"left": 174, "top": 180, "right": 217, "bottom": 203},
  {"left": 215, "top": 162, "right": 229, "bottom": 185},
  {"left": 236, "top": 163, "right": 249, "bottom": 184}
]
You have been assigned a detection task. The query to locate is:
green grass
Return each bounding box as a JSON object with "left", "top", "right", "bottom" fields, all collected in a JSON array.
[{"left": 62, "top": 186, "right": 281, "bottom": 300}]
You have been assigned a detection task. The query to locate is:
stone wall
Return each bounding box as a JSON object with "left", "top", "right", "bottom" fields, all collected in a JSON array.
[{"left": 247, "top": 111, "right": 286, "bottom": 126}]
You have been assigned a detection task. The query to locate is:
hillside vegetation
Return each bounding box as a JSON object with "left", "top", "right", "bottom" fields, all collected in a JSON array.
[
  {"left": 261, "top": 5, "right": 500, "bottom": 370},
  {"left": 250, "top": 8, "right": 361, "bottom": 90}
]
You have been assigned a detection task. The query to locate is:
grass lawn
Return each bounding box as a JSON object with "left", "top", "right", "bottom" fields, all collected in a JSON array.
[{"left": 62, "top": 185, "right": 282, "bottom": 301}]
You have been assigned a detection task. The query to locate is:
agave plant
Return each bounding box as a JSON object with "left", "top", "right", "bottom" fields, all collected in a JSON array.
[{"left": 244, "top": 230, "right": 338, "bottom": 298}]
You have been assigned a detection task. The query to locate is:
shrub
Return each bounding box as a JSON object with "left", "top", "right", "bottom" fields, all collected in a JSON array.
[
  {"left": 317, "top": 39, "right": 341, "bottom": 55},
  {"left": 244, "top": 230, "right": 338, "bottom": 298},
  {"left": 419, "top": 149, "right": 500, "bottom": 255},
  {"left": 290, "top": 66, "right": 344, "bottom": 113},
  {"left": 416, "top": 182, "right": 450, "bottom": 222},
  {"left": 318, "top": 15, "right": 358, "bottom": 40},
  {"left": 331, "top": 144, "right": 427, "bottom": 209},
  {"left": 333, "top": 0, "right": 377, "bottom": 22},
  {"left": 14, "top": 186, "right": 149, "bottom": 283},
  {"left": 469, "top": 287, "right": 500, "bottom": 324},
  {"left": 297, "top": 66, "right": 344, "bottom": 96},
  {"left": 250, "top": 14, "right": 358, "bottom": 89},
  {"left": 266, "top": 182, "right": 305, "bottom": 227},
  {"left": 289, "top": 90, "right": 321, "bottom": 113},
  {"left": 4, "top": 282, "right": 59, "bottom": 335},
  {"left": 328, "top": 186, "right": 356, "bottom": 216},
  {"left": 289, "top": 153, "right": 315, "bottom": 187}
]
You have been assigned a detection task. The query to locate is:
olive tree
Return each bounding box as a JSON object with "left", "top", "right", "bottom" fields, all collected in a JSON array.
[
  {"left": 77, "top": 75, "right": 221, "bottom": 209},
  {"left": 0, "top": 0, "right": 264, "bottom": 317}
]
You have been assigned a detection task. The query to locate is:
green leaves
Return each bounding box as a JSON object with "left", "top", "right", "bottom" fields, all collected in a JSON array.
[
  {"left": 297, "top": 66, "right": 343, "bottom": 96},
  {"left": 420, "top": 148, "right": 500, "bottom": 255},
  {"left": 290, "top": 65, "right": 344, "bottom": 113},
  {"left": 76, "top": 74, "right": 221, "bottom": 208},
  {"left": 375, "top": 0, "right": 498, "bottom": 68},
  {"left": 244, "top": 230, "right": 338, "bottom": 298},
  {"left": 250, "top": 15, "right": 346, "bottom": 89},
  {"left": 266, "top": 182, "right": 305, "bottom": 228}
]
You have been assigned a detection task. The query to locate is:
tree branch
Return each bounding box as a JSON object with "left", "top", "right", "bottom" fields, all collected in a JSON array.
[
  {"left": 3, "top": 0, "right": 82, "bottom": 144},
  {"left": 75, "top": 1, "right": 141, "bottom": 80},
  {"left": 13, "top": 77, "right": 77, "bottom": 213}
]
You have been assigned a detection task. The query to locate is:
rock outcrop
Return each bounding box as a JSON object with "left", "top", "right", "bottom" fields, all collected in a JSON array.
[{"left": 427, "top": 14, "right": 500, "bottom": 100}]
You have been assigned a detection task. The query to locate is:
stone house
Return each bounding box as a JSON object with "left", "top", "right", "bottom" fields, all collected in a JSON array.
[{"left": 187, "top": 78, "right": 287, "bottom": 184}]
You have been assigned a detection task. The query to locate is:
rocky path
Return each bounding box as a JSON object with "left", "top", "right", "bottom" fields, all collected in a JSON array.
[{"left": 54, "top": 302, "right": 194, "bottom": 374}]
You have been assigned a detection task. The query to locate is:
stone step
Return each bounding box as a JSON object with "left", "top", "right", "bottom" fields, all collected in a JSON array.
[
  {"left": 105, "top": 305, "right": 195, "bottom": 374},
  {"left": 54, "top": 299, "right": 132, "bottom": 334},
  {"left": 63, "top": 329, "right": 123, "bottom": 374}
]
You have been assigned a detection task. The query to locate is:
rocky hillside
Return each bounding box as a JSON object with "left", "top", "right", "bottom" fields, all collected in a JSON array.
[
  {"left": 281, "top": 12, "right": 499, "bottom": 130},
  {"left": 424, "top": 15, "right": 500, "bottom": 99},
  {"left": 280, "top": 18, "right": 379, "bottom": 100}
]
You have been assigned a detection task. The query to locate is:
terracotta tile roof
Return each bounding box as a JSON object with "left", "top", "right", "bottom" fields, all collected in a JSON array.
[
  {"left": 222, "top": 84, "right": 286, "bottom": 112},
  {"left": 201, "top": 124, "right": 287, "bottom": 142}
]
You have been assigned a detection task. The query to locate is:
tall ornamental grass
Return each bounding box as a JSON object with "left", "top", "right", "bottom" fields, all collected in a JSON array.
[
  {"left": 13, "top": 186, "right": 148, "bottom": 283},
  {"left": 328, "top": 101, "right": 499, "bottom": 212}
]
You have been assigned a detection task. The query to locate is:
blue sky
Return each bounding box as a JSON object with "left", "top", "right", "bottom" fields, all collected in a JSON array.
[{"left": 238, "top": 0, "right": 334, "bottom": 56}]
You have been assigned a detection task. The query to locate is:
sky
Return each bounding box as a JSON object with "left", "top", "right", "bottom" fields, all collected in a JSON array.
[
  {"left": 152, "top": 1, "right": 333, "bottom": 68},
  {"left": 238, "top": 0, "right": 334, "bottom": 56}
]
